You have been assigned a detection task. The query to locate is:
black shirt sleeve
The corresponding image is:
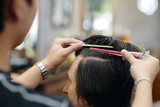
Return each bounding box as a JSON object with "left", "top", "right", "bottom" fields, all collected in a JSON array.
[{"left": 0, "top": 72, "right": 72, "bottom": 107}]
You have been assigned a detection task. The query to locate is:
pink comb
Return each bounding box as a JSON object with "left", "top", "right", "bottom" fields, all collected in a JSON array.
[{"left": 90, "top": 48, "right": 122, "bottom": 56}]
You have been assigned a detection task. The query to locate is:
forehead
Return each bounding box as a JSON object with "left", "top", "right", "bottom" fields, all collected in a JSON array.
[{"left": 68, "top": 56, "right": 84, "bottom": 80}]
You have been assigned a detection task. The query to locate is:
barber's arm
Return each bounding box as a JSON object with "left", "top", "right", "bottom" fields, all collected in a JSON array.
[
  {"left": 121, "top": 49, "right": 159, "bottom": 107},
  {"left": 12, "top": 38, "right": 83, "bottom": 89}
]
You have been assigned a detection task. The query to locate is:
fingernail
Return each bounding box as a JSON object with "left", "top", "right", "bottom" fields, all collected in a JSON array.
[{"left": 121, "top": 49, "right": 127, "bottom": 56}]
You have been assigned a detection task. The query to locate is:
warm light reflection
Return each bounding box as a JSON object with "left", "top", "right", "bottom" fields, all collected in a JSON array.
[
  {"left": 137, "top": 0, "right": 158, "bottom": 16},
  {"left": 93, "top": 13, "right": 113, "bottom": 35}
]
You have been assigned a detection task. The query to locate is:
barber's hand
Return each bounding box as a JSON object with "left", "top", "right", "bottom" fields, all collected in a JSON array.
[
  {"left": 42, "top": 38, "right": 83, "bottom": 73},
  {"left": 121, "top": 49, "right": 159, "bottom": 84}
]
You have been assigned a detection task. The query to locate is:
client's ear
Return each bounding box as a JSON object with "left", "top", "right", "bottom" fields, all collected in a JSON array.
[
  {"left": 79, "top": 99, "right": 90, "bottom": 107},
  {"left": 80, "top": 100, "right": 90, "bottom": 107},
  {"left": 84, "top": 100, "right": 88, "bottom": 105}
]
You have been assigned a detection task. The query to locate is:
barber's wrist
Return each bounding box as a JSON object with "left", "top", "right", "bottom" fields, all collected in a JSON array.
[
  {"left": 35, "top": 61, "right": 48, "bottom": 80},
  {"left": 41, "top": 59, "right": 57, "bottom": 74},
  {"left": 135, "top": 78, "right": 152, "bottom": 86},
  {"left": 134, "top": 73, "right": 154, "bottom": 85},
  {"left": 134, "top": 78, "right": 152, "bottom": 95}
]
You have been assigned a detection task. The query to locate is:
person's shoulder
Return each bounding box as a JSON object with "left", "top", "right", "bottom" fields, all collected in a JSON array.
[{"left": 0, "top": 72, "right": 72, "bottom": 107}]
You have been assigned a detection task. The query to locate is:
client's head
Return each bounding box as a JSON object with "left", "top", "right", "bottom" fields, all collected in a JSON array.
[{"left": 63, "top": 35, "right": 141, "bottom": 107}]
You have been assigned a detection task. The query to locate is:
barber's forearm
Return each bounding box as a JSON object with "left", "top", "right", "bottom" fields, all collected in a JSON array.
[
  {"left": 11, "top": 38, "right": 83, "bottom": 89},
  {"left": 132, "top": 81, "right": 152, "bottom": 107},
  {"left": 12, "top": 65, "right": 43, "bottom": 89}
]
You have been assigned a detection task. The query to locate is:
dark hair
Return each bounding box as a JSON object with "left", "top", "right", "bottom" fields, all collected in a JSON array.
[
  {"left": 0, "top": 0, "right": 32, "bottom": 32},
  {"left": 75, "top": 35, "right": 141, "bottom": 107}
]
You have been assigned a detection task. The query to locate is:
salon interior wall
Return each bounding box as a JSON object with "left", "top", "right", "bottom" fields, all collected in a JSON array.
[
  {"left": 37, "top": 0, "right": 160, "bottom": 60},
  {"left": 37, "top": 0, "right": 84, "bottom": 60},
  {"left": 113, "top": 0, "right": 160, "bottom": 51}
]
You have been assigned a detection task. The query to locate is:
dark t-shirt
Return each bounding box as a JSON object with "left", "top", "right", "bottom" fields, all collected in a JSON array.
[{"left": 0, "top": 70, "right": 72, "bottom": 107}]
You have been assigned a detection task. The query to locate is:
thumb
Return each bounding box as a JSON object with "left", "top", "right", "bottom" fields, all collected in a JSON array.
[
  {"left": 64, "top": 43, "right": 83, "bottom": 55},
  {"left": 121, "top": 49, "right": 137, "bottom": 65}
]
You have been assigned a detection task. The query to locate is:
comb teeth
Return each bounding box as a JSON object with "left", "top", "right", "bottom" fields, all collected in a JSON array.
[
  {"left": 69, "top": 44, "right": 113, "bottom": 48},
  {"left": 82, "top": 44, "right": 113, "bottom": 48},
  {"left": 90, "top": 48, "right": 122, "bottom": 56}
]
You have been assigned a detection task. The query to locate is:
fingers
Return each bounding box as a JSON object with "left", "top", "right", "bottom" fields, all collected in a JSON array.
[
  {"left": 129, "top": 52, "right": 143, "bottom": 59},
  {"left": 121, "top": 49, "right": 137, "bottom": 64},
  {"left": 64, "top": 43, "right": 83, "bottom": 55},
  {"left": 53, "top": 38, "right": 83, "bottom": 56},
  {"left": 125, "top": 51, "right": 151, "bottom": 59},
  {"left": 56, "top": 38, "right": 83, "bottom": 47},
  {"left": 58, "top": 38, "right": 83, "bottom": 55}
]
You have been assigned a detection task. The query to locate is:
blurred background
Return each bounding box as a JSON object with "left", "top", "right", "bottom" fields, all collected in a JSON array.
[{"left": 10, "top": 0, "right": 160, "bottom": 106}]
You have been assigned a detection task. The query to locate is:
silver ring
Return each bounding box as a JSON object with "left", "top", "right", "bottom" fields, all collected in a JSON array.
[{"left": 139, "top": 50, "right": 150, "bottom": 59}]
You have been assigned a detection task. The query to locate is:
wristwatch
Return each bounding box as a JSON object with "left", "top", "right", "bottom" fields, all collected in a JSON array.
[{"left": 35, "top": 61, "right": 48, "bottom": 80}]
